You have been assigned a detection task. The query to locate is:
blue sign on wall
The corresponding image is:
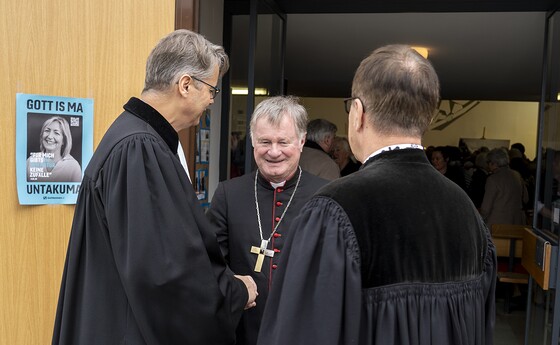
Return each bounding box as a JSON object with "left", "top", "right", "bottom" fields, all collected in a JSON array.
[{"left": 16, "top": 93, "right": 93, "bottom": 205}]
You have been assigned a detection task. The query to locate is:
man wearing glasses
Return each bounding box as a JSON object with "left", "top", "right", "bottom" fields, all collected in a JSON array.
[
  {"left": 191, "top": 76, "right": 220, "bottom": 99},
  {"left": 258, "top": 45, "right": 496, "bottom": 345},
  {"left": 52, "top": 29, "right": 257, "bottom": 345}
]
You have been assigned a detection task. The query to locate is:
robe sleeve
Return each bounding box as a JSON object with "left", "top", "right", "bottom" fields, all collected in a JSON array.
[
  {"left": 258, "top": 196, "right": 362, "bottom": 345},
  {"left": 482, "top": 223, "right": 498, "bottom": 345},
  {"left": 99, "top": 134, "right": 246, "bottom": 344},
  {"left": 206, "top": 181, "right": 230, "bottom": 260}
]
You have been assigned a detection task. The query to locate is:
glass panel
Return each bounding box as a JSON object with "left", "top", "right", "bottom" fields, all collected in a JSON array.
[
  {"left": 535, "top": 11, "right": 560, "bottom": 240},
  {"left": 255, "top": 10, "right": 284, "bottom": 97},
  {"left": 227, "top": 2, "right": 285, "bottom": 179},
  {"left": 527, "top": 9, "right": 560, "bottom": 345},
  {"left": 229, "top": 14, "right": 250, "bottom": 178},
  {"left": 526, "top": 279, "right": 556, "bottom": 344}
]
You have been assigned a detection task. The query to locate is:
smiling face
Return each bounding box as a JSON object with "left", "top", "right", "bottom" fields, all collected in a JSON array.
[
  {"left": 41, "top": 121, "right": 64, "bottom": 155},
  {"left": 252, "top": 115, "right": 304, "bottom": 183}
]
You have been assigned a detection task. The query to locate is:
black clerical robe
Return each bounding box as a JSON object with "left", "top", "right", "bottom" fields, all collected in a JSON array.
[
  {"left": 207, "top": 169, "right": 327, "bottom": 345},
  {"left": 258, "top": 149, "right": 497, "bottom": 345},
  {"left": 52, "top": 98, "right": 247, "bottom": 345}
]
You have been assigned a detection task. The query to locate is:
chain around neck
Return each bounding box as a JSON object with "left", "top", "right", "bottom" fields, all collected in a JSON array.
[{"left": 254, "top": 166, "right": 302, "bottom": 242}]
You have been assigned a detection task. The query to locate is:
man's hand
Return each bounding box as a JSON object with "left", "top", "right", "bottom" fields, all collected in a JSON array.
[{"left": 235, "top": 275, "right": 258, "bottom": 309}]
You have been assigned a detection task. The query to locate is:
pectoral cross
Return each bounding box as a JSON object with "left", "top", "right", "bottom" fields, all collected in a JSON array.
[{"left": 250, "top": 240, "right": 275, "bottom": 272}]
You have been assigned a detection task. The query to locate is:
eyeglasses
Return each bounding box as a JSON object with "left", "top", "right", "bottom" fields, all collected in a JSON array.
[
  {"left": 343, "top": 97, "right": 365, "bottom": 114},
  {"left": 191, "top": 76, "right": 220, "bottom": 99}
]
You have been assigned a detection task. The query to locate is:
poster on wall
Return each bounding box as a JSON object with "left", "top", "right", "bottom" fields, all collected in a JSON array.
[
  {"left": 196, "top": 110, "right": 211, "bottom": 164},
  {"left": 15, "top": 93, "right": 94, "bottom": 205},
  {"left": 199, "top": 129, "right": 210, "bottom": 164},
  {"left": 195, "top": 110, "right": 210, "bottom": 210},
  {"left": 195, "top": 169, "right": 208, "bottom": 201}
]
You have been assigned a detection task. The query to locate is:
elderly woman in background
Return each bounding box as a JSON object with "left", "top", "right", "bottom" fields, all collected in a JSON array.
[
  {"left": 430, "top": 146, "right": 466, "bottom": 190},
  {"left": 480, "top": 147, "right": 529, "bottom": 227},
  {"left": 331, "top": 136, "right": 361, "bottom": 176},
  {"left": 27, "top": 116, "right": 81, "bottom": 182}
]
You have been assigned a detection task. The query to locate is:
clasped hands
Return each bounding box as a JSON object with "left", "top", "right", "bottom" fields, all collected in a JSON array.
[{"left": 235, "top": 275, "right": 258, "bottom": 309}]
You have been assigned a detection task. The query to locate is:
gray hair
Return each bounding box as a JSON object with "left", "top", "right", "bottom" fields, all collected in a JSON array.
[
  {"left": 306, "top": 119, "right": 337, "bottom": 143},
  {"left": 40, "top": 116, "right": 73, "bottom": 157},
  {"left": 250, "top": 96, "right": 308, "bottom": 143},
  {"left": 143, "top": 29, "right": 229, "bottom": 92},
  {"left": 475, "top": 151, "right": 488, "bottom": 170},
  {"left": 486, "top": 148, "right": 509, "bottom": 167},
  {"left": 352, "top": 44, "right": 440, "bottom": 137},
  {"left": 334, "top": 136, "right": 351, "bottom": 153}
]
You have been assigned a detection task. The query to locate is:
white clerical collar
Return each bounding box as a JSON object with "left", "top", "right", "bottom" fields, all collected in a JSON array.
[
  {"left": 176, "top": 144, "right": 191, "bottom": 182},
  {"left": 363, "top": 143, "right": 424, "bottom": 164},
  {"left": 270, "top": 181, "right": 286, "bottom": 189}
]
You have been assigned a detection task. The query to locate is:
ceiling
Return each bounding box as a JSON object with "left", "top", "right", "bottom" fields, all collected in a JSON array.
[{"left": 225, "top": 0, "right": 560, "bottom": 101}]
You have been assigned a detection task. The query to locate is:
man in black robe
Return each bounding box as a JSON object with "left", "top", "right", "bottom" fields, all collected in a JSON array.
[
  {"left": 258, "top": 45, "right": 497, "bottom": 345},
  {"left": 52, "top": 29, "right": 257, "bottom": 345},
  {"left": 207, "top": 96, "right": 328, "bottom": 345}
]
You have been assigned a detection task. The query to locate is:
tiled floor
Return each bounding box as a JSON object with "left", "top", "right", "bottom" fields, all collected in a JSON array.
[{"left": 494, "top": 297, "right": 526, "bottom": 345}]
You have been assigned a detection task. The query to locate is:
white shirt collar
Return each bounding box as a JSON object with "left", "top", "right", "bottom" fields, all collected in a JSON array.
[
  {"left": 176, "top": 144, "right": 191, "bottom": 182},
  {"left": 363, "top": 143, "right": 424, "bottom": 164},
  {"left": 270, "top": 181, "right": 286, "bottom": 189}
]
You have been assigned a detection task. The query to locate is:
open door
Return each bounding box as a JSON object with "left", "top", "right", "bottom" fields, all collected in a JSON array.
[{"left": 524, "top": 6, "right": 560, "bottom": 345}]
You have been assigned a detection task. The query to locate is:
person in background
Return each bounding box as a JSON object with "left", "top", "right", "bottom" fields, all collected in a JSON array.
[
  {"left": 511, "top": 142, "right": 528, "bottom": 162},
  {"left": 230, "top": 131, "right": 246, "bottom": 178},
  {"left": 509, "top": 146, "right": 531, "bottom": 182},
  {"left": 469, "top": 150, "right": 490, "bottom": 209},
  {"left": 431, "top": 145, "right": 467, "bottom": 190},
  {"left": 299, "top": 118, "right": 341, "bottom": 180},
  {"left": 509, "top": 144, "right": 535, "bottom": 214},
  {"left": 480, "top": 147, "right": 529, "bottom": 228},
  {"left": 258, "top": 44, "right": 496, "bottom": 345},
  {"left": 207, "top": 96, "right": 328, "bottom": 345},
  {"left": 331, "top": 136, "right": 361, "bottom": 176},
  {"left": 424, "top": 145, "right": 435, "bottom": 161},
  {"left": 52, "top": 29, "right": 257, "bottom": 345},
  {"left": 27, "top": 116, "right": 81, "bottom": 182}
]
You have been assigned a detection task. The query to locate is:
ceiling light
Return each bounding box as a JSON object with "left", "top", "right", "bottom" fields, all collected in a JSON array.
[
  {"left": 231, "top": 87, "right": 268, "bottom": 96},
  {"left": 411, "top": 46, "right": 429, "bottom": 59}
]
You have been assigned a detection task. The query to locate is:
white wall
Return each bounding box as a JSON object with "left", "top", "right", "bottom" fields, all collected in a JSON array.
[
  {"left": 423, "top": 101, "right": 538, "bottom": 159},
  {"left": 300, "top": 97, "right": 351, "bottom": 138},
  {"left": 301, "top": 97, "right": 539, "bottom": 160}
]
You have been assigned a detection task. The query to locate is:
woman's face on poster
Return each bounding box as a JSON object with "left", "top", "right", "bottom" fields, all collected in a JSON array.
[{"left": 42, "top": 121, "right": 64, "bottom": 154}]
